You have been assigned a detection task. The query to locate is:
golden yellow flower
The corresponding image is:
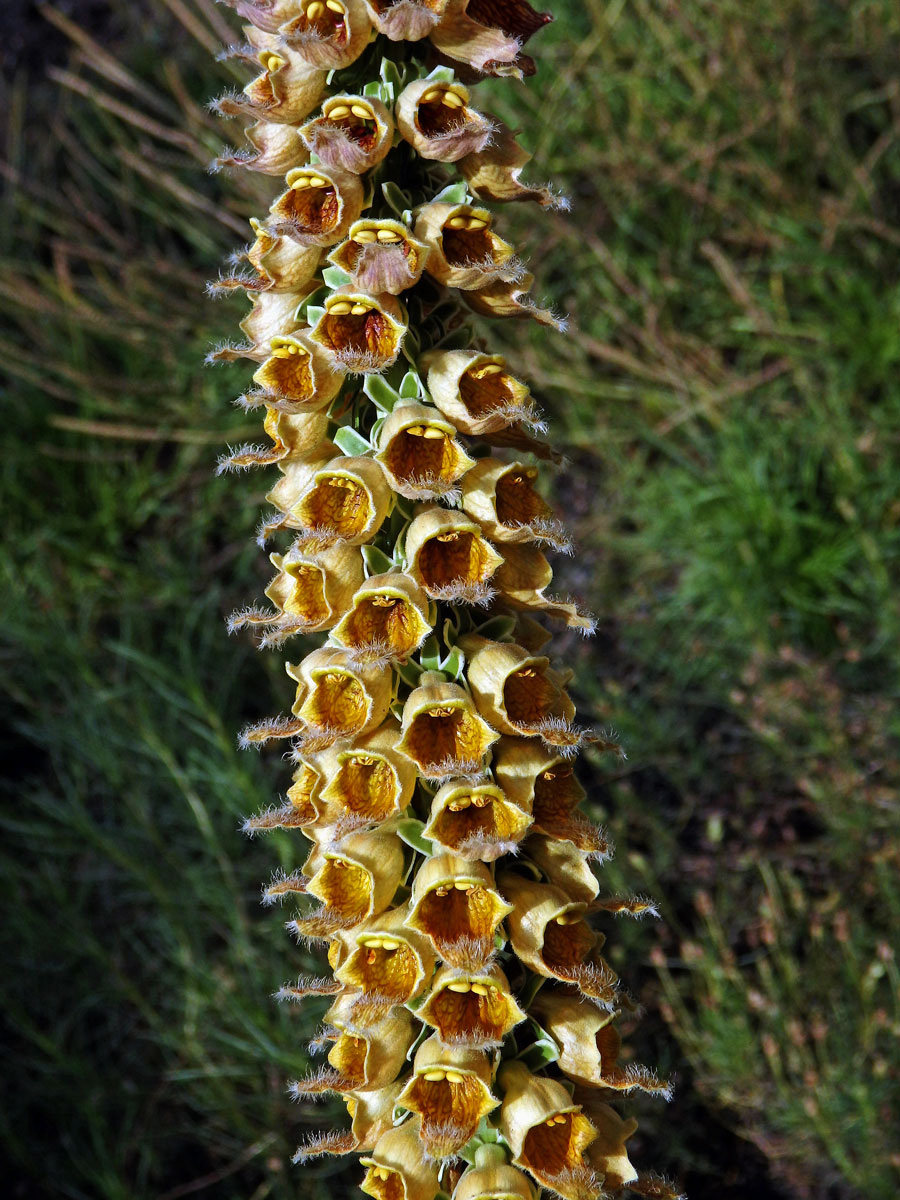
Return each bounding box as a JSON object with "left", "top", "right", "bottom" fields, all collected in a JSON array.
[
  {"left": 311, "top": 288, "right": 407, "bottom": 374},
  {"left": 328, "top": 219, "right": 431, "bottom": 295},
  {"left": 303, "top": 828, "right": 405, "bottom": 929},
  {"left": 405, "top": 853, "right": 512, "bottom": 968},
  {"left": 279, "top": 0, "right": 373, "bottom": 69},
  {"left": 316, "top": 719, "right": 417, "bottom": 824},
  {"left": 360, "top": 1120, "right": 440, "bottom": 1200},
  {"left": 461, "top": 458, "right": 570, "bottom": 552},
  {"left": 424, "top": 348, "right": 539, "bottom": 436},
  {"left": 253, "top": 542, "right": 364, "bottom": 642},
  {"left": 459, "top": 635, "right": 577, "bottom": 743},
  {"left": 375, "top": 403, "right": 476, "bottom": 500},
  {"left": 416, "top": 202, "right": 520, "bottom": 291},
  {"left": 268, "top": 454, "right": 392, "bottom": 549},
  {"left": 325, "top": 994, "right": 416, "bottom": 1089},
  {"left": 238, "top": 288, "right": 309, "bottom": 353},
  {"left": 396, "top": 1034, "right": 499, "bottom": 1157},
  {"left": 286, "top": 646, "right": 393, "bottom": 745},
  {"left": 396, "top": 79, "right": 494, "bottom": 162},
  {"left": 330, "top": 572, "right": 433, "bottom": 663},
  {"left": 423, "top": 779, "right": 532, "bottom": 861},
  {"left": 577, "top": 1094, "right": 639, "bottom": 1191},
  {"left": 397, "top": 674, "right": 499, "bottom": 779},
  {"left": 452, "top": 1163, "right": 537, "bottom": 1200},
  {"left": 334, "top": 905, "right": 437, "bottom": 1013},
  {"left": 418, "top": 961, "right": 525, "bottom": 1047},
  {"left": 405, "top": 508, "right": 504, "bottom": 605},
  {"left": 252, "top": 331, "right": 345, "bottom": 409},
  {"left": 270, "top": 164, "right": 365, "bottom": 246},
  {"left": 300, "top": 94, "right": 394, "bottom": 174}
]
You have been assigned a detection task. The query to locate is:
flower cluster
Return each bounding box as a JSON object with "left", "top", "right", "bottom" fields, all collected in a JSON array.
[{"left": 212, "top": 3, "right": 681, "bottom": 1197}]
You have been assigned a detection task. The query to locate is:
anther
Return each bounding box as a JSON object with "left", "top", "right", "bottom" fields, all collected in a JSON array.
[
  {"left": 445, "top": 216, "right": 468, "bottom": 229},
  {"left": 380, "top": 939, "right": 400, "bottom": 950},
  {"left": 309, "top": 175, "right": 328, "bottom": 187},
  {"left": 328, "top": 301, "right": 353, "bottom": 314},
  {"left": 307, "top": 1, "right": 325, "bottom": 18},
  {"left": 471, "top": 795, "right": 490, "bottom": 808},
  {"left": 327, "top": 104, "right": 351, "bottom": 119},
  {"left": 354, "top": 229, "right": 377, "bottom": 243},
  {"left": 442, "top": 92, "right": 464, "bottom": 109},
  {"left": 291, "top": 176, "right": 312, "bottom": 189},
  {"left": 467, "top": 218, "right": 488, "bottom": 230},
  {"left": 470, "top": 984, "right": 488, "bottom": 996},
  {"left": 435, "top": 532, "right": 459, "bottom": 542},
  {"left": 376, "top": 229, "right": 402, "bottom": 242},
  {"left": 447, "top": 982, "right": 471, "bottom": 993},
  {"left": 326, "top": 0, "right": 345, "bottom": 10},
  {"left": 350, "top": 104, "right": 371, "bottom": 119},
  {"left": 421, "top": 427, "right": 445, "bottom": 439},
  {"left": 420, "top": 88, "right": 442, "bottom": 103},
  {"left": 445, "top": 1070, "right": 465, "bottom": 1083},
  {"left": 349, "top": 303, "right": 370, "bottom": 315}
]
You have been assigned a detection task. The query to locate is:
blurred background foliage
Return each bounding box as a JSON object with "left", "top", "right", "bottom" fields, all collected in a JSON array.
[{"left": 1, "top": 1, "right": 898, "bottom": 1198}]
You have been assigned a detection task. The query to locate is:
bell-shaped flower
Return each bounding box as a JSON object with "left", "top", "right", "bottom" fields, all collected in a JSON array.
[
  {"left": 575, "top": 1095, "right": 639, "bottom": 1191},
  {"left": 328, "top": 219, "right": 430, "bottom": 295},
  {"left": 324, "top": 994, "right": 415, "bottom": 1090},
  {"left": 419, "top": 961, "right": 525, "bottom": 1048},
  {"left": 396, "top": 78, "right": 494, "bottom": 162},
  {"left": 416, "top": 202, "right": 521, "bottom": 291},
  {"left": 243, "top": 217, "right": 322, "bottom": 292},
  {"left": 464, "top": 271, "right": 565, "bottom": 330},
  {"left": 238, "top": 289, "right": 308, "bottom": 353},
  {"left": 269, "top": 165, "right": 365, "bottom": 247},
  {"left": 217, "top": 0, "right": 305, "bottom": 33},
  {"left": 334, "top": 905, "right": 437, "bottom": 1013},
  {"left": 303, "top": 827, "right": 405, "bottom": 929},
  {"left": 397, "top": 674, "right": 499, "bottom": 780},
  {"left": 268, "top": 455, "right": 392, "bottom": 550},
  {"left": 494, "top": 543, "right": 596, "bottom": 633},
  {"left": 363, "top": 0, "right": 449, "bottom": 40},
  {"left": 459, "top": 635, "right": 579, "bottom": 747},
  {"left": 219, "top": 408, "right": 329, "bottom": 473},
  {"left": 461, "top": 458, "right": 570, "bottom": 552},
  {"left": 423, "top": 779, "right": 531, "bottom": 862},
  {"left": 405, "top": 508, "right": 504, "bottom": 605},
  {"left": 330, "top": 572, "right": 433, "bottom": 664},
  {"left": 300, "top": 94, "right": 394, "bottom": 174},
  {"left": 452, "top": 1163, "right": 537, "bottom": 1200},
  {"left": 316, "top": 719, "right": 417, "bottom": 824},
  {"left": 397, "top": 1035, "right": 499, "bottom": 1158},
  {"left": 236, "top": 40, "right": 327, "bottom": 124},
  {"left": 258, "top": 440, "right": 336, "bottom": 539},
  {"left": 497, "top": 1061, "right": 599, "bottom": 1200},
  {"left": 531, "top": 990, "right": 671, "bottom": 1099},
  {"left": 375, "top": 403, "right": 476, "bottom": 500},
  {"left": 360, "top": 1120, "right": 440, "bottom": 1200},
  {"left": 406, "top": 853, "right": 512, "bottom": 969},
  {"left": 254, "top": 542, "right": 364, "bottom": 642},
  {"left": 526, "top": 833, "right": 601, "bottom": 904},
  {"left": 279, "top": 0, "right": 372, "bottom": 70},
  {"left": 492, "top": 738, "right": 608, "bottom": 853},
  {"left": 216, "top": 118, "right": 307, "bottom": 176},
  {"left": 252, "top": 331, "right": 345, "bottom": 411},
  {"left": 311, "top": 288, "right": 407, "bottom": 374},
  {"left": 430, "top": 0, "right": 551, "bottom": 78},
  {"left": 286, "top": 645, "right": 393, "bottom": 747},
  {"left": 460, "top": 119, "right": 560, "bottom": 208},
  {"left": 497, "top": 872, "right": 618, "bottom": 1006},
  {"left": 242, "top": 754, "right": 326, "bottom": 834},
  {"left": 292, "top": 1082, "right": 403, "bottom": 1162},
  {"left": 424, "top": 349, "right": 539, "bottom": 436}
]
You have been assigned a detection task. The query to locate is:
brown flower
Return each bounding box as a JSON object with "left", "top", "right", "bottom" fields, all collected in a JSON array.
[
  {"left": 396, "top": 1035, "right": 499, "bottom": 1157},
  {"left": 419, "top": 961, "right": 525, "bottom": 1048},
  {"left": 424, "top": 348, "right": 540, "bottom": 436},
  {"left": 269, "top": 165, "right": 365, "bottom": 247},
  {"left": 375, "top": 403, "right": 476, "bottom": 500},
  {"left": 279, "top": 0, "right": 373, "bottom": 70},
  {"left": 330, "top": 573, "right": 433, "bottom": 664},
  {"left": 405, "top": 508, "right": 504, "bottom": 605},
  {"left": 460, "top": 119, "right": 560, "bottom": 207},
  {"left": 268, "top": 455, "right": 392, "bottom": 550},
  {"left": 464, "top": 271, "right": 564, "bottom": 329},
  {"left": 430, "top": 0, "right": 551, "bottom": 78},
  {"left": 397, "top": 675, "right": 499, "bottom": 780},
  {"left": 237, "top": 37, "right": 327, "bottom": 124},
  {"left": 311, "top": 289, "right": 407, "bottom": 374},
  {"left": 406, "top": 853, "right": 512, "bottom": 969},
  {"left": 423, "top": 779, "right": 532, "bottom": 861},
  {"left": 459, "top": 635, "right": 578, "bottom": 744},
  {"left": 396, "top": 78, "right": 494, "bottom": 162},
  {"left": 316, "top": 719, "right": 417, "bottom": 824},
  {"left": 461, "top": 458, "right": 570, "bottom": 551},
  {"left": 334, "top": 905, "right": 437, "bottom": 1011},
  {"left": 216, "top": 118, "right": 307, "bottom": 176},
  {"left": 328, "top": 220, "right": 431, "bottom": 295},
  {"left": 238, "top": 289, "right": 309, "bottom": 354},
  {"left": 324, "top": 994, "right": 416, "bottom": 1089},
  {"left": 300, "top": 94, "right": 394, "bottom": 174},
  {"left": 494, "top": 543, "right": 596, "bottom": 633},
  {"left": 416, "top": 202, "right": 520, "bottom": 291}
]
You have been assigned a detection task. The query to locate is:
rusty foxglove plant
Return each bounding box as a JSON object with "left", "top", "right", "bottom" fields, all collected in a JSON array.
[{"left": 211, "top": 3, "right": 683, "bottom": 1197}]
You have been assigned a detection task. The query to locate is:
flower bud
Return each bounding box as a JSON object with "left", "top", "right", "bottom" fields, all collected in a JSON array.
[
  {"left": 406, "top": 853, "right": 513, "bottom": 968},
  {"left": 397, "top": 677, "right": 498, "bottom": 780},
  {"left": 424, "top": 349, "right": 538, "bottom": 436},
  {"left": 461, "top": 459, "right": 570, "bottom": 551},
  {"left": 397, "top": 1034, "right": 499, "bottom": 1157},
  {"left": 300, "top": 94, "right": 394, "bottom": 174},
  {"left": 497, "top": 1060, "right": 599, "bottom": 1200},
  {"left": 311, "top": 288, "right": 407, "bottom": 374},
  {"left": 423, "top": 779, "right": 531, "bottom": 861},
  {"left": 279, "top": 0, "right": 372, "bottom": 69},
  {"left": 375, "top": 403, "right": 475, "bottom": 500},
  {"left": 270, "top": 165, "right": 365, "bottom": 247},
  {"left": 334, "top": 905, "right": 437, "bottom": 1010},
  {"left": 329, "top": 219, "right": 431, "bottom": 295},
  {"left": 419, "top": 961, "right": 525, "bottom": 1048},
  {"left": 360, "top": 1121, "right": 440, "bottom": 1200},
  {"left": 287, "top": 646, "right": 393, "bottom": 745},
  {"left": 396, "top": 79, "right": 494, "bottom": 162},
  {"left": 330, "top": 573, "right": 433, "bottom": 663},
  {"left": 405, "top": 508, "right": 504, "bottom": 605},
  {"left": 415, "top": 202, "right": 520, "bottom": 291},
  {"left": 316, "top": 719, "right": 417, "bottom": 823}
]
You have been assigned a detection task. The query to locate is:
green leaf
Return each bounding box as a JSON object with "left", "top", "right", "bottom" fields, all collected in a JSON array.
[
  {"left": 304, "top": 304, "right": 326, "bottom": 327},
  {"left": 426, "top": 65, "right": 456, "bottom": 84},
  {"left": 333, "top": 426, "right": 371, "bottom": 457},
  {"left": 380, "top": 57, "right": 404, "bottom": 94},
  {"left": 399, "top": 370, "right": 421, "bottom": 400},
  {"left": 396, "top": 658, "right": 422, "bottom": 689},
  {"left": 382, "top": 181, "right": 412, "bottom": 217},
  {"left": 431, "top": 181, "right": 470, "bottom": 207},
  {"left": 396, "top": 819, "right": 433, "bottom": 856},
  {"left": 442, "top": 646, "right": 465, "bottom": 680},
  {"left": 419, "top": 635, "right": 442, "bottom": 672},
  {"left": 363, "top": 373, "right": 402, "bottom": 413},
  {"left": 361, "top": 544, "right": 395, "bottom": 576},
  {"left": 321, "top": 265, "right": 350, "bottom": 289},
  {"left": 476, "top": 615, "right": 517, "bottom": 642}
]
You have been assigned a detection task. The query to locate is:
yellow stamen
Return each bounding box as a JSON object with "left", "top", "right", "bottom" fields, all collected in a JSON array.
[
  {"left": 351, "top": 104, "right": 372, "bottom": 119},
  {"left": 328, "top": 104, "right": 352, "bottom": 119},
  {"left": 442, "top": 92, "right": 464, "bottom": 109}
]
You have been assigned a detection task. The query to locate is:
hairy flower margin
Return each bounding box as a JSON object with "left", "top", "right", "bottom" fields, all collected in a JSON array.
[{"left": 212, "top": 3, "right": 684, "bottom": 1198}]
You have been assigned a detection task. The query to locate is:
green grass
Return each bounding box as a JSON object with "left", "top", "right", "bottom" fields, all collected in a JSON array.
[{"left": 3, "top": 1, "right": 900, "bottom": 1197}]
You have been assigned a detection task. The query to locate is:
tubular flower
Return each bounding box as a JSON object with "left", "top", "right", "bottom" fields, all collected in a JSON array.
[{"left": 216, "top": 7, "right": 676, "bottom": 1197}]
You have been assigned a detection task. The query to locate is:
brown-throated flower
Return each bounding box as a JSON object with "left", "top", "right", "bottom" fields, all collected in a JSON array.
[
  {"left": 497, "top": 1061, "right": 599, "bottom": 1200},
  {"left": 302, "top": 828, "right": 405, "bottom": 929},
  {"left": 452, "top": 1162, "right": 537, "bottom": 1200},
  {"left": 268, "top": 454, "right": 392, "bottom": 549},
  {"left": 330, "top": 573, "right": 433, "bottom": 664},
  {"left": 526, "top": 833, "right": 602, "bottom": 905},
  {"left": 429, "top": 0, "right": 550, "bottom": 78},
  {"left": 269, "top": 165, "right": 365, "bottom": 246},
  {"left": 242, "top": 753, "right": 326, "bottom": 834},
  {"left": 461, "top": 458, "right": 571, "bottom": 552},
  {"left": 311, "top": 289, "right": 407, "bottom": 374},
  {"left": 464, "top": 271, "right": 565, "bottom": 330},
  {"left": 424, "top": 348, "right": 540, "bottom": 435},
  {"left": 213, "top": 218, "right": 322, "bottom": 295},
  {"left": 253, "top": 542, "right": 364, "bottom": 642},
  {"left": 375, "top": 403, "right": 476, "bottom": 500},
  {"left": 415, "top": 202, "right": 521, "bottom": 291},
  {"left": 494, "top": 542, "right": 596, "bottom": 633},
  {"left": 300, "top": 94, "right": 394, "bottom": 174},
  {"left": 419, "top": 961, "right": 525, "bottom": 1048},
  {"left": 323, "top": 993, "right": 416, "bottom": 1090},
  {"left": 363, "top": 0, "right": 448, "bottom": 40},
  {"left": 360, "top": 1120, "right": 440, "bottom": 1200},
  {"left": 459, "top": 635, "right": 578, "bottom": 746},
  {"left": 316, "top": 719, "right": 417, "bottom": 824},
  {"left": 460, "top": 119, "right": 560, "bottom": 208},
  {"left": 236, "top": 37, "right": 327, "bottom": 124},
  {"left": 396, "top": 79, "right": 494, "bottom": 162},
  {"left": 286, "top": 645, "right": 394, "bottom": 746},
  {"left": 334, "top": 904, "right": 437, "bottom": 1012},
  {"left": 396, "top": 1034, "right": 499, "bottom": 1158},
  {"left": 252, "top": 331, "right": 345, "bottom": 410},
  {"left": 279, "top": 0, "right": 373, "bottom": 70},
  {"left": 238, "top": 288, "right": 309, "bottom": 354},
  {"left": 216, "top": 118, "right": 307, "bottom": 175},
  {"left": 405, "top": 852, "right": 512, "bottom": 969},
  {"left": 404, "top": 508, "right": 504, "bottom": 605},
  {"left": 423, "top": 779, "right": 532, "bottom": 861},
  {"left": 397, "top": 674, "right": 498, "bottom": 780},
  {"left": 498, "top": 872, "right": 619, "bottom": 1007},
  {"left": 328, "top": 219, "right": 431, "bottom": 295}
]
